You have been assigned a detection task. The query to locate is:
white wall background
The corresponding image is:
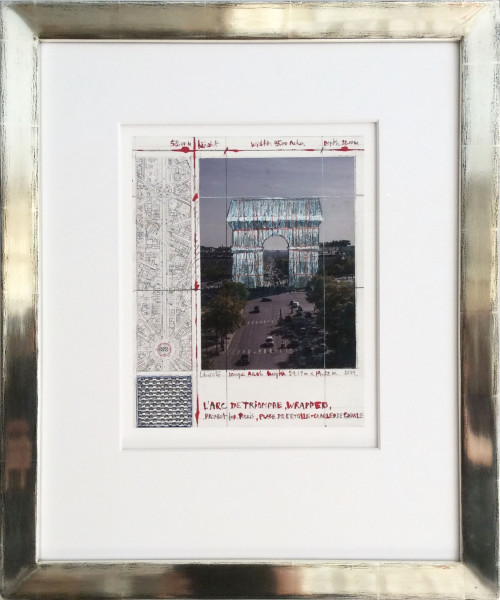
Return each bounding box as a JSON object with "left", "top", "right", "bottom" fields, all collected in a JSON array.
[{"left": 39, "top": 41, "right": 459, "bottom": 560}]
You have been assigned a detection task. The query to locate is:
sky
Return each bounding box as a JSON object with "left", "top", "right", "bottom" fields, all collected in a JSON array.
[{"left": 199, "top": 156, "right": 355, "bottom": 249}]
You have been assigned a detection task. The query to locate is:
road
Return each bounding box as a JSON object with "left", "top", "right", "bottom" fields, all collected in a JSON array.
[{"left": 212, "top": 290, "right": 321, "bottom": 370}]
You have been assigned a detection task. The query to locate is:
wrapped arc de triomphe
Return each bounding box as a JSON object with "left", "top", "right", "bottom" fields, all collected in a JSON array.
[{"left": 226, "top": 198, "right": 323, "bottom": 288}]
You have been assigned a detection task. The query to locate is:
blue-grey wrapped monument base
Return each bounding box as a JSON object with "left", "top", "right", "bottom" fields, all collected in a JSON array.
[{"left": 137, "top": 375, "right": 192, "bottom": 427}]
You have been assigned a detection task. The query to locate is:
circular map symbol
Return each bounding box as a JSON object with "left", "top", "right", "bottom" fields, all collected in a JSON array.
[{"left": 156, "top": 341, "right": 172, "bottom": 357}]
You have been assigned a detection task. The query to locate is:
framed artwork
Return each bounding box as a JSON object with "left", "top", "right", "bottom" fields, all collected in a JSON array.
[
  {"left": 1, "top": 1, "right": 498, "bottom": 598},
  {"left": 121, "top": 124, "right": 376, "bottom": 448}
]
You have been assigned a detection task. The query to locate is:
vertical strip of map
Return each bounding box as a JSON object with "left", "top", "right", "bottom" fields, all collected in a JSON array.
[{"left": 135, "top": 153, "right": 194, "bottom": 426}]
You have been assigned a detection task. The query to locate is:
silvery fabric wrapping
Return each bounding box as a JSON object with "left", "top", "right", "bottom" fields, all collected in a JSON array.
[
  {"left": 137, "top": 376, "right": 192, "bottom": 428},
  {"left": 227, "top": 198, "right": 322, "bottom": 288}
]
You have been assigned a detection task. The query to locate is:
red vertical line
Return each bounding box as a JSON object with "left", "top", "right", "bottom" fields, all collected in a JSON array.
[
  {"left": 223, "top": 150, "right": 228, "bottom": 426},
  {"left": 224, "top": 156, "right": 229, "bottom": 384},
  {"left": 225, "top": 157, "right": 228, "bottom": 250},
  {"left": 194, "top": 290, "right": 199, "bottom": 376},
  {"left": 320, "top": 146, "right": 325, "bottom": 356},
  {"left": 192, "top": 136, "right": 197, "bottom": 179},
  {"left": 192, "top": 137, "right": 200, "bottom": 426}
]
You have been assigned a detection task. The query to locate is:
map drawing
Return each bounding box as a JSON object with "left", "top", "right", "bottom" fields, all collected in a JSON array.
[{"left": 135, "top": 155, "right": 193, "bottom": 372}]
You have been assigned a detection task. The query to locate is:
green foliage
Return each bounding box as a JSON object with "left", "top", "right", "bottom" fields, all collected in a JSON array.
[
  {"left": 219, "top": 280, "right": 249, "bottom": 303},
  {"left": 319, "top": 255, "right": 354, "bottom": 277},
  {"left": 306, "top": 275, "right": 356, "bottom": 367},
  {"left": 200, "top": 258, "right": 232, "bottom": 282},
  {"left": 202, "top": 281, "right": 248, "bottom": 355},
  {"left": 207, "top": 295, "right": 245, "bottom": 334},
  {"left": 322, "top": 239, "right": 351, "bottom": 247}
]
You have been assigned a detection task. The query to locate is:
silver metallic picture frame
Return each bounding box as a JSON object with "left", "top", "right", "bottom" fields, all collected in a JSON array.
[{"left": 0, "top": 1, "right": 499, "bottom": 598}]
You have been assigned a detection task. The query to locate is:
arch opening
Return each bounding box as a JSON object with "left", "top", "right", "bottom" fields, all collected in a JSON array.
[{"left": 263, "top": 234, "right": 289, "bottom": 287}]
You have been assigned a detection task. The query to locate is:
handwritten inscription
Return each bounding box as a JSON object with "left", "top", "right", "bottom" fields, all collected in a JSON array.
[
  {"left": 323, "top": 138, "right": 361, "bottom": 148},
  {"left": 170, "top": 138, "right": 193, "bottom": 149},
  {"left": 166, "top": 136, "right": 364, "bottom": 154},
  {"left": 250, "top": 139, "right": 306, "bottom": 148},
  {"left": 199, "top": 387, "right": 364, "bottom": 425},
  {"left": 200, "top": 409, "right": 364, "bottom": 423}
]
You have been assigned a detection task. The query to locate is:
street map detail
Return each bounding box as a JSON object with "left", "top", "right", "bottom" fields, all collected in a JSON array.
[{"left": 135, "top": 156, "right": 193, "bottom": 373}]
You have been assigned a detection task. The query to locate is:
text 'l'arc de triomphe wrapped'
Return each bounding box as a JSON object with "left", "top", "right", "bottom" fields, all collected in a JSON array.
[{"left": 226, "top": 198, "right": 323, "bottom": 288}]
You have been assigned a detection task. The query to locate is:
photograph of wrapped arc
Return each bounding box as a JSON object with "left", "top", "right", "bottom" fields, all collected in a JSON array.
[
  {"left": 227, "top": 198, "right": 323, "bottom": 288},
  {"left": 199, "top": 156, "right": 356, "bottom": 372}
]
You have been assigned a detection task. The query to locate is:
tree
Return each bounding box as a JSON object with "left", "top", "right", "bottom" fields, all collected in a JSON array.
[
  {"left": 307, "top": 275, "right": 356, "bottom": 367},
  {"left": 306, "top": 275, "right": 327, "bottom": 309},
  {"left": 219, "top": 280, "right": 248, "bottom": 303},
  {"left": 201, "top": 281, "right": 249, "bottom": 356},
  {"left": 206, "top": 294, "right": 246, "bottom": 351},
  {"left": 322, "top": 239, "right": 351, "bottom": 247},
  {"left": 200, "top": 259, "right": 232, "bottom": 282}
]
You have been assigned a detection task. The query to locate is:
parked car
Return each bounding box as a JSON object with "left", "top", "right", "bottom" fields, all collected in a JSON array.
[
  {"left": 236, "top": 353, "right": 250, "bottom": 366},
  {"left": 261, "top": 297, "right": 272, "bottom": 302},
  {"left": 265, "top": 335, "right": 274, "bottom": 346},
  {"left": 253, "top": 305, "right": 260, "bottom": 313}
]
